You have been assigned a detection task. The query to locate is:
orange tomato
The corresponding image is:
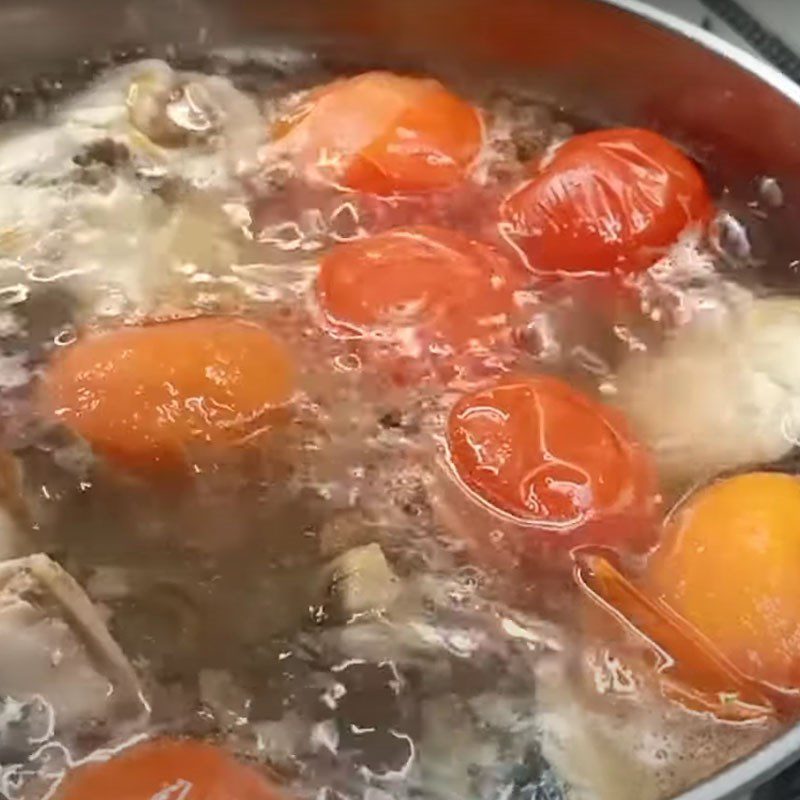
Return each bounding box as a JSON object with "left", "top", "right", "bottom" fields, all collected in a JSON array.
[
  {"left": 39, "top": 317, "right": 294, "bottom": 473},
  {"left": 446, "top": 375, "right": 657, "bottom": 548},
  {"left": 316, "top": 225, "right": 522, "bottom": 356},
  {"left": 499, "top": 128, "right": 712, "bottom": 274},
  {"left": 273, "top": 71, "right": 483, "bottom": 194},
  {"left": 575, "top": 550, "right": 783, "bottom": 721},
  {"left": 55, "top": 739, "right": 286, "bottom": 800},
  {"left": 643, "top": 472, "right": 800, "bottom": 691}
]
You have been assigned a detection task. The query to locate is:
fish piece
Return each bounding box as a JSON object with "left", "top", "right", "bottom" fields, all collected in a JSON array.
[
  {"left": 615, "top": 295, "right": 800, "bottom": 486},
  {"left": 0, "top": 554, "right": 145, "bottom": 736}
]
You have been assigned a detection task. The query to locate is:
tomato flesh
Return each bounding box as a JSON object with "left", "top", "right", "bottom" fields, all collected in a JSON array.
[
  {"left": 446, "top": 375, "right": 656, "bottom": 546},
  {"left": 643, "top": 472, "right": 800, "bottom": 690},
  {"left": 273, "top": 71, "right": 483, "bottom": 194},
  {"left": 316, "top": 225, "right": 522, "bottom": 356},
  {"left": 499, "top": 128, "right": 712, "bottom": 274},
  {"left": 55, "top": 739, "right": 286, "bottom": 800},
  {"left": 39, "top": 317, "right": 294, "bottom": 473}
]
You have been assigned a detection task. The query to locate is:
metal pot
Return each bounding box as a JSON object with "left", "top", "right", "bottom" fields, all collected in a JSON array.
[{"left": 0, "top": 0, "right": 798, "bottom": 797}]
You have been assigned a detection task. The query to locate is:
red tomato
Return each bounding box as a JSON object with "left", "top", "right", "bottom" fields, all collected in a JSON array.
[
  {"left": 316, "top": 225, "right": 522, "bottom": 360},
  {"left": 55, "top": 739, "right": 287, "bottom": 800},
  {"left": 39, "top": 317, "right": 294, "bottom": 473},
  {"left": 272, "top": 71, "right": 483, "bottom": 194},
  {"left": 446, "top": 375, "right": 656, "bottom": 547},
  {"left": 499, "top": 128, "right": 712, "bottom": 274}
]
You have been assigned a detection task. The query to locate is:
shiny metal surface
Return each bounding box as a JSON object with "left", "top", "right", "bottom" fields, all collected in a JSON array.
[{"left": 0, "top": 1, "right": 797, "bottom": 798}]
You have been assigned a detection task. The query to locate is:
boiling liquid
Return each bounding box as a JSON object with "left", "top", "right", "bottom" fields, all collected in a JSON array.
[{"left": 0, "top": 51, "right": 786, "bottom": 800}]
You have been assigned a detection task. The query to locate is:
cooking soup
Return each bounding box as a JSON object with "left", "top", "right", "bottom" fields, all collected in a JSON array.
[{"left": 0, "top": 49, "right": 794, "bottom": 800}]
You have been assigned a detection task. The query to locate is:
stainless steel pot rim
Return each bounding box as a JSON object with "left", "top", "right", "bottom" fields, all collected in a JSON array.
[{"left": 610, "top": 0, "right": 800, "bottom": 107}]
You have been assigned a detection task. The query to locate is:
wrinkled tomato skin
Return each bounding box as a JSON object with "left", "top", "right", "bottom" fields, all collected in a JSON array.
[
  {"left": 315, "top": 225, "right": 525, "bottom": 384},
  {"left": 499, "top": 128, "right": 713, "bottom": 275},
  {"left": 38, "top": 317, "right": 295, "bottom": 475},
  {"left": 272, "top": 71, "right": 483, "bottom": 195},
  {"left": 55, "top": 739, "right": 288, "bottom": 800},
  {"left": 445, "top": 375, "right": 658, "bottom": 558}
]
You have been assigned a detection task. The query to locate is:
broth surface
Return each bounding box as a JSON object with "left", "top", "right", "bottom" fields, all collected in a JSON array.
[{"left": 0, "top": 50, "right": 793, "bottom": 800}]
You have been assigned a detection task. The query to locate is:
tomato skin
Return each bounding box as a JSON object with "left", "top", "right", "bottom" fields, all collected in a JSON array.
[
  {"left": 575, "top": 550, "right": 784, "bottom": 722},
  {"left": 499, "top": 128, "right": 712, "bottom": 274},
  {"left": 55, "top": 739, "right": 287, "bottom": 800},
  {"left": 446, "top": 375, "right": 657, "bottom": 549},
  {"left": 272, "top": 71, "right": 483, "bottom": 194},
  {"left": 643, "top": 472, "right": 800, "bottom": 690},
  {"left": 38, "top": 317, "right": 294, "bottom": 473},
  {"left": 316, "top": 225, "right": 522, "bottom": 358}
]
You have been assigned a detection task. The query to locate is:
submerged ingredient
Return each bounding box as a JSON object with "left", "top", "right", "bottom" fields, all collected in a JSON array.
[
  {"left": 645, "top": 472, "right": 800, "bottom": 691},
  {"left": 316, "top": 224, "right": 522, "bottom": 362},
  {"left": 446, "top": 375, "right": 657, "bottom": 549},
  {"left": 38, "top": 317, "right": 295, "bottom": 473},
  {"left": 54, "top": 739, "right": 287, "bottom": 800},
  {"left": 0, "top": 554, "right": 144, "bottom": 747},
  {"left": 615, "top": 295, "right": 800, "bottom": 486},
  {"left": 577, "top": 472, "right": 800, "bottom": 721}
]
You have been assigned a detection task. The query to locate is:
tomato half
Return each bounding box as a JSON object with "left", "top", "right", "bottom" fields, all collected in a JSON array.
[
  {"left": 446, "top": 375, "right": 656, "bottom": 547},
  {"left": 499, "top": 128, "right": 712, "bottom": 274},
  {"left": 272, "top": 71, "right": 483, "bottom": 194},
  {"left": 55, "top": 739, "right": 286, "bottom": 800},
  {"left": 39, "top": 317, "right": 295, "bottom": 473},
  {"left": 316, "top": 225, "right": 522, "bottom": 358}
]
